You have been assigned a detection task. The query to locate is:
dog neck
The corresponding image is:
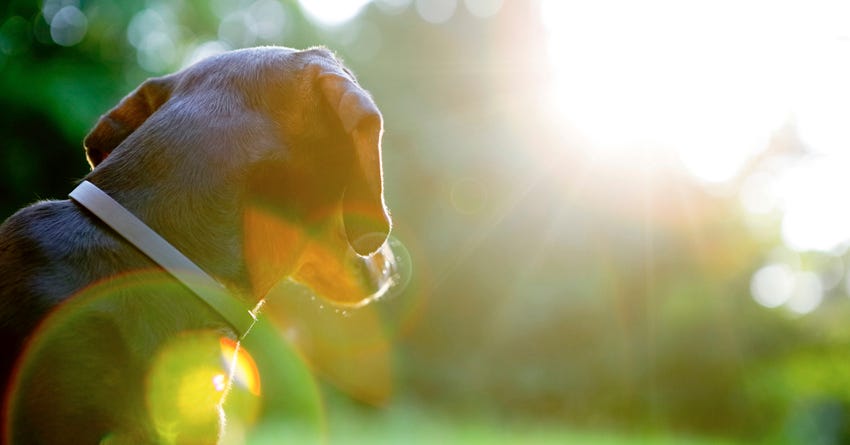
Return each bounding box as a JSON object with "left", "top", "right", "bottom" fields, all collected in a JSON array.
[
  {"left": 85, "top": 146, "right": 258, "bottom": 297},
  {"left": 69, "top": 180, "right": 258, "bottom": 338}
]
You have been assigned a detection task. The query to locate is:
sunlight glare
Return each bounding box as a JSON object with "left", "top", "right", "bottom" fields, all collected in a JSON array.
[
  {"left": 793, "top": 38, "right": 850, "bottom": 157},
  {"left": 739, "top": 171, "right": 782, "bottom": 216},
  {"left": 540, "top": 0, "right": 806, "bottom": 183},
  {"left": 779, "top": 156, "right": 850, "bottom": 252},
  {"left": 298, "top": 0, "right": 372, "bottom": 27}
]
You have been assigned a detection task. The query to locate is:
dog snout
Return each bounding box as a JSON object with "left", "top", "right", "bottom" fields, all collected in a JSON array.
[
  {"left": 344, "top": 207, "right": 392, "bottom": 256},
  {"left": 315, "top": 68, "right": 391, "bottom": 256}
]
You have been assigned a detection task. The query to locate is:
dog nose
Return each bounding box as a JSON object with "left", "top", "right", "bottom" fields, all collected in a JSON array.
[{"left": 348, "top": 230, "right": 389, "bottom": 257}]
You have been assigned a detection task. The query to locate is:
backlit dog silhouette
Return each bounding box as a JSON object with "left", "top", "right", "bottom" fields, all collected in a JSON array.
[{"left": 0, "top": 46, "right": 392, "bottom": 444}]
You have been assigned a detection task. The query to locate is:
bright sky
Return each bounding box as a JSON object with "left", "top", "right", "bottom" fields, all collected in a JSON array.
[{"left": 540, "top": 0, "right": 850, "bottom": 255}]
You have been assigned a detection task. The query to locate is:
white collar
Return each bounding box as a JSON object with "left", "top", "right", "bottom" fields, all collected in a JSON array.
[{"left": 69, "top": 180, "right": 257, "bottom": 338}]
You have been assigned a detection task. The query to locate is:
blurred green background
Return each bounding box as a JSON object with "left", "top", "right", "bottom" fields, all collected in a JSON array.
[{"left": 3, "top": 0, "right": 850, "bottom": 443}]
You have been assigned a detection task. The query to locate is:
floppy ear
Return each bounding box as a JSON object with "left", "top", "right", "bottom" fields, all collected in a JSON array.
[
  {"left": 319, "top": 73, "right": 391, "bottom": 256},
  {"left": 83, "top": 76, "right": 174, "bottom": 168}
]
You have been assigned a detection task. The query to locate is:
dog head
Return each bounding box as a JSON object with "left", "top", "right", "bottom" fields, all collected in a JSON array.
[{"left": 83, "top": 47, "right": 393, "bottom": 303}]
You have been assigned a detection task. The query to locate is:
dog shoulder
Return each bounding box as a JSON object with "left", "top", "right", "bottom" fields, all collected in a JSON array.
[
  {"left": 0, "top": 200, "right": 91, "bottom": 391},
  {"left": 0, "top": 201, "right": 82, "bottom": 315},
  {"left": 0, "top": 200, "right": 95, "bottom": 273},
  {"left": 0, "top": 200, "right": 133, "bottom": 319},
  {"left": 0, "top": 201, "right": 68, "bottom": 285}
]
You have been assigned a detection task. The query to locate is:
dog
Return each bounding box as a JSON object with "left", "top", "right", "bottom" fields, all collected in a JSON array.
[{"left": 0, "top": 46, "right": 392, "bottom": 444}]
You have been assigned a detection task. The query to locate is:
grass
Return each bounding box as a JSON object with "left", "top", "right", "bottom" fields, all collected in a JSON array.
[{"left": 315, "top": 401, "right": 745, "bottom": 445}]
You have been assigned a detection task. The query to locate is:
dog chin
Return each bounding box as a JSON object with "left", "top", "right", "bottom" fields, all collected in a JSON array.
[{"left": 288, "top": 235, "right": 400, "bottom": 307}]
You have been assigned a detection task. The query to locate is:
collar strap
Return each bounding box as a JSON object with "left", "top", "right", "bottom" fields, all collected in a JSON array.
[{"left": 69, "top": 180, "right": 256, "bottom": 338}]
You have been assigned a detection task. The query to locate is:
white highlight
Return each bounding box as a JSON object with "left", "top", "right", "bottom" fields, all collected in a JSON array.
[
  {"left": 540, "top": 0, "right": 850, "bottom": 186},
  {"left": 751, "top": 263, "right": 795, "bottom": 309},
  {"left": 49, "top": 6, "right": 87, "bottom": 47},
  {"left": 298, "top": 0, "right": 372, "bottom": 27},
  {"left": 786, "top": 272, "right": 823, "bottom": 315},
  {"left": 779, "top": 155, "right": 850, "bottom": 252}
]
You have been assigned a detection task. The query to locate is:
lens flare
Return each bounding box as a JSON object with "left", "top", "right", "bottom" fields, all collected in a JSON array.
[
  {"left": 5, "top": 270, "right": 267, "bottom": 443},
  {"left": 146, "top": 330, "right": 231, "bottom": 442},
  {"left": 213, "top": 373, "right": 227, "bottom": 392},
  {"left": 220, "top": 337, "right": 261, "bottom": 396}
]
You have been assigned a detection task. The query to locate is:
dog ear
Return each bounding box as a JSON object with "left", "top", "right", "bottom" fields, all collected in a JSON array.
[
  {"left": 319, "top": 73, "right": 391, "bottom": 256},
  {"left": 83, "top": 76, "right": 174, "bottom": 168}
]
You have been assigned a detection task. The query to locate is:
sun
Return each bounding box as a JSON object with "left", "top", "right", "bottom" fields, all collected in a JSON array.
[
  {"left": 539, "top": 0, "right": 793, "bottom": 183},
  {"left": 539, "top": 0, "right": 850, "bottom": 257}
]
